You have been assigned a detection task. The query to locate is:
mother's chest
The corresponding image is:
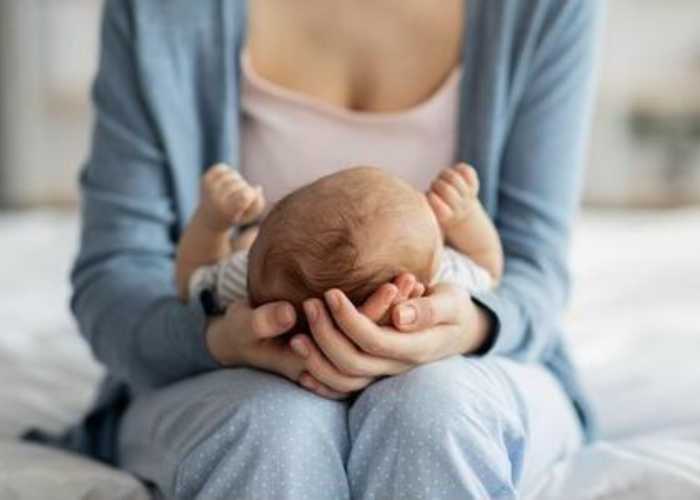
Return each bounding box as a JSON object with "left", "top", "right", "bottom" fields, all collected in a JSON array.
[{"left": 245, "top": 0, "right": 465, "bottom": 113}]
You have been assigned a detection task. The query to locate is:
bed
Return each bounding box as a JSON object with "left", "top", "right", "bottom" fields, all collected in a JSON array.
[{"left": 1, "top": 209, "right": 698, "bottom": 499}]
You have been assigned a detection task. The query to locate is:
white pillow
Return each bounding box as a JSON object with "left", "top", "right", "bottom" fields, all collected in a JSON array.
[
  {"left": 526, "top": 433, "right": 700, "bottom": 500},
  {"left": 0, "top": 440, "right": 149, "bottom": 500}
]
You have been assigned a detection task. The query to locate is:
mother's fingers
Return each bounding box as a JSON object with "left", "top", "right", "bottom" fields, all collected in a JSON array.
[
  {"left": 247, "top": 301, "right": 296, "bottom": 339},
  {"left": 324, "top": 289, "right": 431, "bottom": 363},
  {"left": 393, "top": 273, "right": 417, "bottom": 303},
  {"left": 298, "top": 373, "right": 350, "bottom": 400},
  {"left": 289, "top": 334, "right": 374, "bottom": 394},
  {"left": 305, "top": 299, "right": 411, "bottom": 377},
  {"left": 408, "top": 281, "right": 426, "bottom": 299},
  {"left": 358, "top": 283, "right": 398, "bottom": 323},
  {"left": 392, "top": 283, "right": 463, "bottom": 333},
  {"left": 246, "top": 337, "right": 306, "bottom": 383},
  {"left": 354, "top": 273, "right": 421, "bottom": 324}
]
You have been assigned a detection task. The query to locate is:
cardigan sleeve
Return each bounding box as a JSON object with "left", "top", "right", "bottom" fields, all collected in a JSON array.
[
  {"left": 472, "top": 0, "right": 601, "bottom": 359},
  {"left": 70, "top": 0, "right": 219, "bottom": 391}
]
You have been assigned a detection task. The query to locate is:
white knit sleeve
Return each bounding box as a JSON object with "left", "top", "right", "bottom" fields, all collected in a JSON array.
[
  {"left": 188, "top": 251, "right": 250, "bottom": 308},
  {"left": 435, "top": 247, "right": 493, "bottom": 293}
]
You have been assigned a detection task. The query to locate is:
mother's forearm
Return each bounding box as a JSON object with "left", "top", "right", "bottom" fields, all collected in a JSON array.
[{"left": 71, "top": 254, "right": 218, "bottom": 391}]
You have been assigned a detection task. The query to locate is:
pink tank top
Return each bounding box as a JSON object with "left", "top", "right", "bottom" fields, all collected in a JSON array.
[{"left": 240, "top": 50, "right": 462, "bottom": 205}]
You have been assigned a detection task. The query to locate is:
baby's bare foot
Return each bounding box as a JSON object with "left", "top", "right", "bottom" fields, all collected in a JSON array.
[
  {"left": 427, "top": 163, "right": 480, "bottom": 231},
  {"left": 198, "top": 164, "right": 266, "bottom": 231}
]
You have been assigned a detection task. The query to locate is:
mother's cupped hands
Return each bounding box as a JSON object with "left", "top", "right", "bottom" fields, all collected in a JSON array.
[
  {"left": 286, "top": 274, "right": 421, "bottom": 399},
  {"left": 206, "top": 272, "right": 493, "bottom": 401},
  {"left": 204, "top": 273, "right": 422, "bottom": 400},
  {"left": 290, "top": 273, "right": 494, "bottom": 399}
]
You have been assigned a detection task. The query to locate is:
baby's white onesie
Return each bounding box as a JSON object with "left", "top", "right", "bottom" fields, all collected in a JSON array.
[{"left": 189, "top": 247, "right": 492, "bottom": 309}]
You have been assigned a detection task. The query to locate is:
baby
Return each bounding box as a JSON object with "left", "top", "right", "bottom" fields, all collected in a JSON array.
[{"left": 176, "top": 165, "right": 503, "bottom": 324}]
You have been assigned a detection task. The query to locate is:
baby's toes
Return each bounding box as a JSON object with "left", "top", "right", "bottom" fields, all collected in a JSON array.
[
  {"left": 456, "top": 163, "right": 480, "bottom": 195},
  {"left": 204, "top": 163, "right": 230, "bottom": 179},
  {"left": 427, "top": 191, "right": 453, "bottom": 224},
  {"left": 204, "top": 164, "right": 235, "bottom": 188},
  {"left": 239, "top": 187, "right": 266, "bottom": 223},
  {"left": 438, "top": 168, "right": 465, "bottom": 193},
  {"left": 228, "top": 187, "right": 257, "bottom": 218}
]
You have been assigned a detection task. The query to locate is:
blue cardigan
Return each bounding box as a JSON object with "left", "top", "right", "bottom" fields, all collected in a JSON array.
[{"left": 66, "top": 0, "right": 601, "bottom": 461}]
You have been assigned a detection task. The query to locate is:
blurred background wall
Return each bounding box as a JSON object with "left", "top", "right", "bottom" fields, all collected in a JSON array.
[
  {"left": 588, "top": 0, "right": 700, "bottom": 207},
  {"left": 0, "top": 0, "right": 101, "bottom": 207},
  {"left": 1, "top": 0, "right": 699, "bottom": 208}
]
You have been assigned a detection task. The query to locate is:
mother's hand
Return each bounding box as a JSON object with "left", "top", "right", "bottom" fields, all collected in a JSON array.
[
  {"left": 287, "top": 274, "right": 423, "bottom": 398},
  {"left": 206, "top": 300, "right": 307, "bottom": 383},
  {"left": 386, "top": 282, "right": 494, "bottom": 358},
  {"left": 290, "top": 277, "right": 493, "bottom": 397},
  {"left": 204, "top": 275, "right": 421, "bottom": 400}
]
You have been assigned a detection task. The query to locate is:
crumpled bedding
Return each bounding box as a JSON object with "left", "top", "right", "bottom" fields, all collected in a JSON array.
[
  {"left": 0, "top": 441, "right": 148, "bottom": 500},
  {"left": 0, "top": 209, "right": 698, "bottom": 500}
]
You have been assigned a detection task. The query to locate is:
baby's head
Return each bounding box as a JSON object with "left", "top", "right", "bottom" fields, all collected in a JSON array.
[{"left": 248, "top": 167, "right": 442, "bottom": 314}]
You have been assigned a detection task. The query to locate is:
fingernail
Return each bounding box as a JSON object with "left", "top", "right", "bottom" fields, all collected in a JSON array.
[
  {"left": 304, "top": 300, "right": 318, "bottom": 323},
  {"left": 397, "top": 305, "right": 417, "bottom": 325},
  {"left": 276, "top": 304, "right": 294, "bottom": 326},
  {"left": 325, "top": 290, "right": 341, "bottom": 312},
  {"left": 291, "top": 337, "right": 310, "bottom": 358}
]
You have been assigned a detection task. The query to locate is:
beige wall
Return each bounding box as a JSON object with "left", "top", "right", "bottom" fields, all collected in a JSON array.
[
  {"left": 1, "top": 0, "right": 699, "bottom": 207},
  {"left": 0, "top": 0, "right": 102, "bottom": 206},
  {"left": 585, "top": 0, "right": 700, "bottom": 206}
]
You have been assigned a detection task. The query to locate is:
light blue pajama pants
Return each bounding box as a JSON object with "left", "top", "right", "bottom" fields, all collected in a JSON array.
[{"left": 118, "top": 356, "right": 582, "bottom": 499}]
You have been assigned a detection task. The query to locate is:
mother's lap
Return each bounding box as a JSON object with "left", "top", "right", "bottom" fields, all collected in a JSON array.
[{"left": 118, "top": 357, "right": 580, "bottom": 499}]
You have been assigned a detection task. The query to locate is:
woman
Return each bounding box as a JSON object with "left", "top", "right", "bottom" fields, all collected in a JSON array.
[{"left": 69, "top": 0, "right": 601, "bottom": 498}]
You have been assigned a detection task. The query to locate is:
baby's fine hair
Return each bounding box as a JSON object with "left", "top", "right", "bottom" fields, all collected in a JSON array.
[{"left": 247, "top": 167, "right": 437, "bottom": 313}]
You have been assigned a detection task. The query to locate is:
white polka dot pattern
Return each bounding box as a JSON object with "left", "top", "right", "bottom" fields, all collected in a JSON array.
[{"left": 118, "top": 359, "right": 582, "bottom": 499}]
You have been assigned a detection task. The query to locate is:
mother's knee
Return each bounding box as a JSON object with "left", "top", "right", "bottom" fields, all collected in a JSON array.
[
  {"left": 354, "top": 356, "right": 525, "bottom": 432},
  {"left": 348, "top": 357, "right": 528, "bottom": 497},
  {"left": 173, "top": 369, "right": 348, "bottom": 500}
]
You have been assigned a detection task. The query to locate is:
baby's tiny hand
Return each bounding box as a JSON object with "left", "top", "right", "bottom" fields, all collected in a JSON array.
[
  {"left": 199, "top": 164, "right": 266, "bottom": 231},
  {"left": 427, "top": 163, "right": 480, "bottom": 231}
]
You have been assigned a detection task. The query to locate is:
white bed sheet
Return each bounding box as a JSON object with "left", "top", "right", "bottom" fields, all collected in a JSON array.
[
  {"left": 0, "top": 209, "right": 698, "bottom": 499},
  {"left": 567, "top": 209, "right": 700, "bottom": 440}
]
